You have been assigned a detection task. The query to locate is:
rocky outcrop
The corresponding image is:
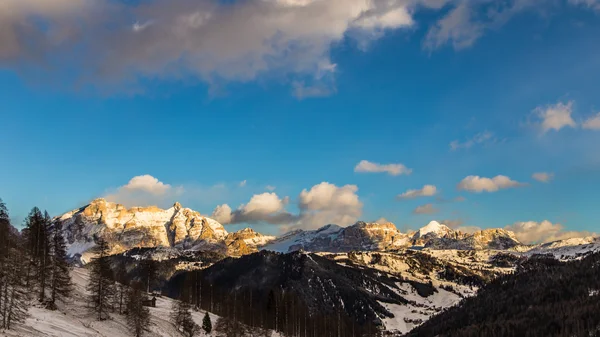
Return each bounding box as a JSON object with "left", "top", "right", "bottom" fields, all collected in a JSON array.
[
  {"left": 424, "top": 228, "right": 521, "bottom": 250},
  {"left": 224, "top": 228, "right": 276, "bottom": 256},
  {"left": 262, "top": 221, "right": 412, "bottom": 253}
]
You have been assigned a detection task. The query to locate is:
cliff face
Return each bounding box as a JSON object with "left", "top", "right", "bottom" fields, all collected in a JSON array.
[{"left": 58, "top": 199, "right": 271, "bottom": 258}]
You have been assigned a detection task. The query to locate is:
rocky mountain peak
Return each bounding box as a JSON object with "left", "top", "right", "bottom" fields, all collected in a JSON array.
[
  {"left": 58, "top": 200, "right": 230, "bottom": 259},
  {"left": 414, "top": 221, "right": 453, "bottom": 239}
]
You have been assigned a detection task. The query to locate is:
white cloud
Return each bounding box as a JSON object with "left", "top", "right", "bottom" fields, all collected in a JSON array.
[
  {"left": 211, "top": 204, "right": 233, "bottom": 224},
  {"left": 211, "top": 192, "right": 293, "bottom": 225},
  {"left": 121, "top": 175, "right": 172, "bottom": 195},
  {"left": 457, "top": 175, "right": 524, "bottom": 193},
  {"left": 505, "top": 220, "right": 596, "bottom": 244},
  {"left": 212, "top": 182, "right": 363, "bottom": 229},
  {"left": 450, "top": 131, "right": 494, "bottom": 151},
  {"left": 534, "top": 101, "right": 576, "bottom": 132},
  {"left": 354, "top": 160, "right": 412, "bottom": 176},
  {"left": 266, "top": 185, "right": 277, "bottom": 191},
  {"left": 104, "top": 174, "right": 184, "bottom": 207},
  {"left": 239, "top": 180, "right": 247, "bottom": 187},
  {"left": 413, "top": 204, "right": 439, "bottom": 215},
  {"left": 397, "top": 185, "right": 438, "bottom": 199},
  {"left": 532, "top": 172, "right": 554, "bottom": 183},
  {"left": 583, "top": 112, "right": 600, "bottom": 130},
  {"left": 297, "top": 183, "right": 363, "bottom": 229}
]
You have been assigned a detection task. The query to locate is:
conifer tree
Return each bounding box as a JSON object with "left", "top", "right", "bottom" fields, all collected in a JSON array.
[
  {"left": 202, "top": 312, "right": 212, "bottom": 334},
  {"left": 87, "top": 237, "right": 115, "bottom": 320},
  {"left": 22, "top": 207, "right": 51, "bottom": 302},
  {"left": 171, "top": 296, "right": 199, "bottom": 337},
  {"left": 0, "top": 199, "right": 29, "bottom": 330},
  {"left": 48, "top": 220, "right": 72, "bottom": 309},
  {"left": 126, "top": 282, "right": 150, "bottom": 337}
]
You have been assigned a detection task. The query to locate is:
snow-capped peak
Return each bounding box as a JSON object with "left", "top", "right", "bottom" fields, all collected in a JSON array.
[{"left": 414, "top": 221, "right": 452, "bottom": 239}]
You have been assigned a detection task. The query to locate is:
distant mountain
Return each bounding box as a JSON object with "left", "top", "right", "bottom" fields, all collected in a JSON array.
[
  {"left": 262, "top": 221, "right": 412, "bottom": 253},
  {"left": 424, "top": 228, "right": 521, "bottom": 250},
  {"left": 57, "top": 199, "right": 598, "bottom": 263},
  {"left": 264, "top": 220, "right": 524, "bottom": 253},
  {"left": 57, "top": 198, "right": 274, "bottom": 261}
]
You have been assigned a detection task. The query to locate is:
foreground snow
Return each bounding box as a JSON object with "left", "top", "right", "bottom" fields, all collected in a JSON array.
[{"left": 0, "top": 268, "right": 221, "bottom": 337}]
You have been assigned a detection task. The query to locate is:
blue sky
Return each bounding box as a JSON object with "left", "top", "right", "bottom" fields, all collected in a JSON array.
[{"left": 1, "top": 0, "right": 599, "bottom": 242}]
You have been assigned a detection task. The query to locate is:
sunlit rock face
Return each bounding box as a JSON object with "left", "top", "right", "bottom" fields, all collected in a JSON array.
[{"left": 58, "top": 199, "right": 238, "bottom": 257}]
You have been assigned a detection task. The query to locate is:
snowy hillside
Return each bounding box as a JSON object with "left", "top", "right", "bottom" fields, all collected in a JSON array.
[
  {"left": 0, "top": 268, "right": 217, "bottom": 337},
  {"left": 0, "top": 268, "right": 279, "bottom": 337}
]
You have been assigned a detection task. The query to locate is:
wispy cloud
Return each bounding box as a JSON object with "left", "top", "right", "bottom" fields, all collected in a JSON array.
[
  {"left": 397, "top": 185, "right": 438, "bottom": 199},
  {"left": 413, "top": 203, "right": 439, "bottom": 215},
  {"left": 450, "top": 131, "right": 494, "bottom": 151},
  {"left": 583, "top": 112, "right": 600, "bottom": 130},
  {"left": 532, "top": 172, "right": 554, "bottom": 183}
]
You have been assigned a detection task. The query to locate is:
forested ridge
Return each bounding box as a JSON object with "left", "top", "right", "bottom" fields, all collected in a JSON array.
[{"left": 406, "top": 253, "right": 600, "bottom": 337}]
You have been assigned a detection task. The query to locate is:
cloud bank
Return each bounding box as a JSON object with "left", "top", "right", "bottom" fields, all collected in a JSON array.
[
  {"left": 4, "top": 0, "right": 593, "bottom": 93},
  {"left": 505, "top": 220, "right": 596, "bottom": 244},
  {"left": 212, "top": 182, "right": 363, "bottom": 230}
]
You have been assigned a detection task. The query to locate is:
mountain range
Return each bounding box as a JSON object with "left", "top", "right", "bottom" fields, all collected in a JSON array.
[
  {"left": 21, "top": 198, "right": 600, "bottom": 335},
  {"left": 57, "top": 198, "right": 599, "bottom": 263}
]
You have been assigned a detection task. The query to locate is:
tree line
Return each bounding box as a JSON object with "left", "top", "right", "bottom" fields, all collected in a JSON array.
[
  {"left": 0, "top": 199, "right": 72, "bottom": 330},
  {"left": 169, "top": 268, "right": 382, "bottom": 337}
]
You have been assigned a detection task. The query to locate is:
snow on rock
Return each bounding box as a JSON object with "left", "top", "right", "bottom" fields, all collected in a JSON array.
[
  {"left": 524, "top": 237, "right": 600, "bottom": 260},
  {"left": 57, "top": 199, "right": 273, "bottom": 258},
  {"left": 262, "top": 221, "right": 411, "bottom": 253},
  {"left": 413, "top": 221, "right": 453, "bottom": 239}
]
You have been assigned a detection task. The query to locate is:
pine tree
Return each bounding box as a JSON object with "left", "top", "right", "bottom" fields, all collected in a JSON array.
[
  {"left": 0, "top": 199, "right": 29, "bottom": 330},
  {"left": 87, "top": 237, "right": 115, "bottom": 320},
  {"left": 22, "top": 207, "right": 51, "bottom": 302},
  {"left": 171, "top": 297, "right": 199, "bottom": 337},
  {"left": 202, "top": 312, "right": 212, "bottom": 334},
  {"left": 140, "top": 260, "right": 159, "bottom": 293},
  {"left": 126, "top": 282, "right": 150, "bottom": 337},
  {"left": 48, "top": 220, "right": 72, "bottom": 309}
]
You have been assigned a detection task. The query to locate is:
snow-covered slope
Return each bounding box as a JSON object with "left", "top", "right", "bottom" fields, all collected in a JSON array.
[
  {"left": 524, "top": 236, "right": 600, "bottom": 260},
  {"left": 0, "top": 268, "right": 216, "bottom": 337}
]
